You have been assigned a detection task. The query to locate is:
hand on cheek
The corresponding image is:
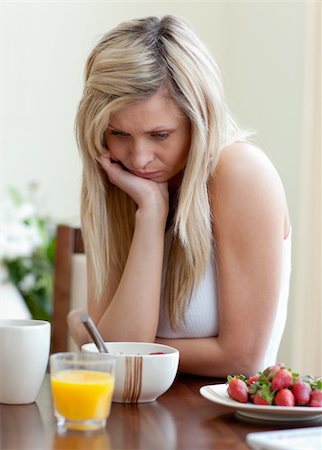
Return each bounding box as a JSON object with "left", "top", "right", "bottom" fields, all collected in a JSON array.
[
  {"left": 99, "top": 151, "right": 112, "bottom": 171},
  {"left": 99, "top": 153, "right": 168, "bottom": 213},
  {"left": 99, "top": 152, "right": 147, "bottom": 200},
  {"left": 100, "top": 152, "right": 123, "bottom": 177}
]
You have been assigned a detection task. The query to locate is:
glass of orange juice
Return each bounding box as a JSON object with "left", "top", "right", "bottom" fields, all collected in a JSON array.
[{"left": 50, "top": 352, "right": 116, "bottom": 432}]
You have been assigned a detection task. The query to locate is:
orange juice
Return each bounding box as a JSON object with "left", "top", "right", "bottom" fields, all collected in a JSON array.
[{"left": 51, "top": 370, "right": 114, "bottom": 422}]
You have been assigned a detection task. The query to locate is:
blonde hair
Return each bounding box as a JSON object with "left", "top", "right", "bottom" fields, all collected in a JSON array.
[{"left": 76, "top": 15, "right": 245, "bottom": 328}]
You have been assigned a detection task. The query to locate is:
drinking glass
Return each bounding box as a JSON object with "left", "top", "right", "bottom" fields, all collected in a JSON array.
[{"left": 50, "top": 352, "right": 116, "bottom": 432}]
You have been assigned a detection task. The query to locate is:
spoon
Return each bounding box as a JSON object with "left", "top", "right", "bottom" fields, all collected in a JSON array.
[{"left": 80, "top": 313, "right": 109, "bottom": 353}]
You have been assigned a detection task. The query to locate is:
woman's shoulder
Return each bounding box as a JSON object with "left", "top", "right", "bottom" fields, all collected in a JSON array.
[
  {"left": 216, "top": 141, "right": 279, "bottom": 178},
  {"left": 212, "top": 141, "right": 286, "bottom": 198},
  {"left": 210, "top": 141, "right": 289, "bottom": 237}
]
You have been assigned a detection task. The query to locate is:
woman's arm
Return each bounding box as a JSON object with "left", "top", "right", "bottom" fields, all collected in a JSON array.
[
  {"left": 157, "top": 142, "right": 290, "bottom": 378},
  {"left": 68, "top": 154, "right": 169, "bottom": 347}
]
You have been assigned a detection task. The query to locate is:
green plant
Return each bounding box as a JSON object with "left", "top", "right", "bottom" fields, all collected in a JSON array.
[{"left": 0, "top": 186, "right": 56, "bottom": 321}]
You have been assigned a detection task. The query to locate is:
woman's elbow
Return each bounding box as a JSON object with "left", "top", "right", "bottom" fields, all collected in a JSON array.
[{"left": 224, "top": 345, "right": 266, "bottom": 378}]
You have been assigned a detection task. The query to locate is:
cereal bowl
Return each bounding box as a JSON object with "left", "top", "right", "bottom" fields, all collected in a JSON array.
[{"left": 81, "top": 342, "right": 179, "bottom": 403}]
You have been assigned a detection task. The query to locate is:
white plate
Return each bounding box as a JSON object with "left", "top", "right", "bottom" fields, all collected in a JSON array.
[{"left": 200, "top": 384, "right": 322, "bottom": 424}]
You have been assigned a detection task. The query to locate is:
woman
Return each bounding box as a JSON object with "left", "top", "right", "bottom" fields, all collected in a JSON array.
[{"left": 68, "top": 15, "right": 291, "bottom": 377}]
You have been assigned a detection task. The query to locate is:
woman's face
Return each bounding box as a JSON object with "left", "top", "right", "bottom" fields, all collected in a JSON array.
[{"left": 105, "top": 91, "right": 191, "bottom": 184}]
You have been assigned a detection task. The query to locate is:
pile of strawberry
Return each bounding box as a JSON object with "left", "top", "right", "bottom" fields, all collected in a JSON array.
[{"left": 227, "top": 363, "right": 322, "bottom": 407}]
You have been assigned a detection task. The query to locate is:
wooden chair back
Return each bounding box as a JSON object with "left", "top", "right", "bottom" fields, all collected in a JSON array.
[{"left": 51, "top": 225, "right": 85, "bottom": 353}]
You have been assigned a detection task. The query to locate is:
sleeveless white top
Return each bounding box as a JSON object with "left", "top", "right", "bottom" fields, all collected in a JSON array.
[{"left": 157, "top": 229, "right": 291, "bottom": 368}]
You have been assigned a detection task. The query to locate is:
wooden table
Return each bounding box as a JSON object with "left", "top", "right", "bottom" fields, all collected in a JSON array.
[{"left": 0, "top": 373, "right": 318, "bottom": 450}]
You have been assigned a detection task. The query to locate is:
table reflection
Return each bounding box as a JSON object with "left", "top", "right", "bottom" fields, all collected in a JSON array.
[
  {"left": 107, "top": 401, "right": 177, "bottom": 449},
  {"left": 0, "top": 402, "right": 46, "bottom": 450},
  {"left": 52, "top": 430, "right": 111, "bottom": 450}
]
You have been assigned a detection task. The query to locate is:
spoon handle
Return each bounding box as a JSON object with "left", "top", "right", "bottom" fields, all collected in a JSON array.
[{"left": 80, "top": 313, "right": 109, "bottom": 353}]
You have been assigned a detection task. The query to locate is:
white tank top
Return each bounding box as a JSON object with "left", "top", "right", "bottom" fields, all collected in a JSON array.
[{"left": 157, "top": 229, "right": 291, "bottom": 368}]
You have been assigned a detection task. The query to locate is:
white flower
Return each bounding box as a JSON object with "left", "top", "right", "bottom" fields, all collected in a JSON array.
[
  {"left": 0, "top": 194, "right": 43, "bottom": 261},
  {"left": 19, "top": 273, "right": 37, "bottom": 293},
  {"left": 16, "top": 203, "right": 37, "bottom": 222},
  {"left": 0, "top": 222, "right": 42, "bottom": 260},
  {"left": 22, "top": 258, "right": 33, "bottom": 269},
  {"left": 0, "top": 264, "right": 9, "bottom": 283},
  {"left": 0, "top": 198, "right": 35, "bottom": 222}
]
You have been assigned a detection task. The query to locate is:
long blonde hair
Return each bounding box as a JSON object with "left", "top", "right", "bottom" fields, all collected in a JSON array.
[{"left": 76, "top": 15, "right": 245, "bottom": 328}]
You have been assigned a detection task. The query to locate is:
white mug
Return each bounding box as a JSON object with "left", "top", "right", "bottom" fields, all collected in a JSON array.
[{"left": 0, "top": 319, "right": 51, "bottom": 404}]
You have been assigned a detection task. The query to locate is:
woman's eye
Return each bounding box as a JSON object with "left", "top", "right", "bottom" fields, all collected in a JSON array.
[{"left": 152, "top": 132, "right": 169, "bottom": 141}]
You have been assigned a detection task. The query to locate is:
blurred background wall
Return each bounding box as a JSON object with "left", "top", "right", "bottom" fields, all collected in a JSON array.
[{"left": 1, "top": 1, "right": 321, "bottom": 374}]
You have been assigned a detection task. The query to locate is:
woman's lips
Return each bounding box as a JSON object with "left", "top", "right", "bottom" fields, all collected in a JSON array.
[
  {"left": 130, "top": 170, "right": 162, "bottom": 179},
  {"left": 112, "top": 159, "right": 163, "bottom": 179}
]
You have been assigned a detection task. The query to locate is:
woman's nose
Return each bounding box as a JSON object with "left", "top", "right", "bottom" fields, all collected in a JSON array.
[{"left": 130, "top": 141, "right": 154, "bottom": 170}]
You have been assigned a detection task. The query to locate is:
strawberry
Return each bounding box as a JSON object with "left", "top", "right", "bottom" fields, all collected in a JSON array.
[
  {"left": 247, "top": 375, "right": 259, "bottom": 385},
  {"left": 253, "top": 384, "right": 275, "bottom": 405},
  {"left": 263, "top": 363, "right": 285, "bottom": 378},
  {"left": 227, "top": 365, "right": 321, "bottom": 409},
  {"left": 271, "top": 368, "right": 293, "bottom": 391},
  {"left": 253, "top": 392, "right": 271, "bottom": 405},
  {"left": 253, "top": 392, "right": 269, "bottom": 405},
  {"left": 309, "top": 389, "right": 322, "bottom": 407},
  {"left": 247, "top": 375, "right": 259, "bottom": 402},
  {"left": 274, "top": 388, "right": 295, "bottom": 406},
  {"left": 227, "top": 376, "right": 248, "bottom": 403},
  {"left": 290, "top": 381, "right": 311, "bottom": 406}
]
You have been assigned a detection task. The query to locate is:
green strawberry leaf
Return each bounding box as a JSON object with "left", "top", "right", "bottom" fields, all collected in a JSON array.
[{"left": 312, "top": 378, "right": 322, "bottom": 390}]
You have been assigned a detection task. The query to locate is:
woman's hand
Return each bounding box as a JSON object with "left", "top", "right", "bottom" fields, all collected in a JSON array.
[
  {"left": 67, "top": 308, "right": 89, "bottom": 349},
  {"left": 99, "top": 153, "right": 169, "bottom": 217}
]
